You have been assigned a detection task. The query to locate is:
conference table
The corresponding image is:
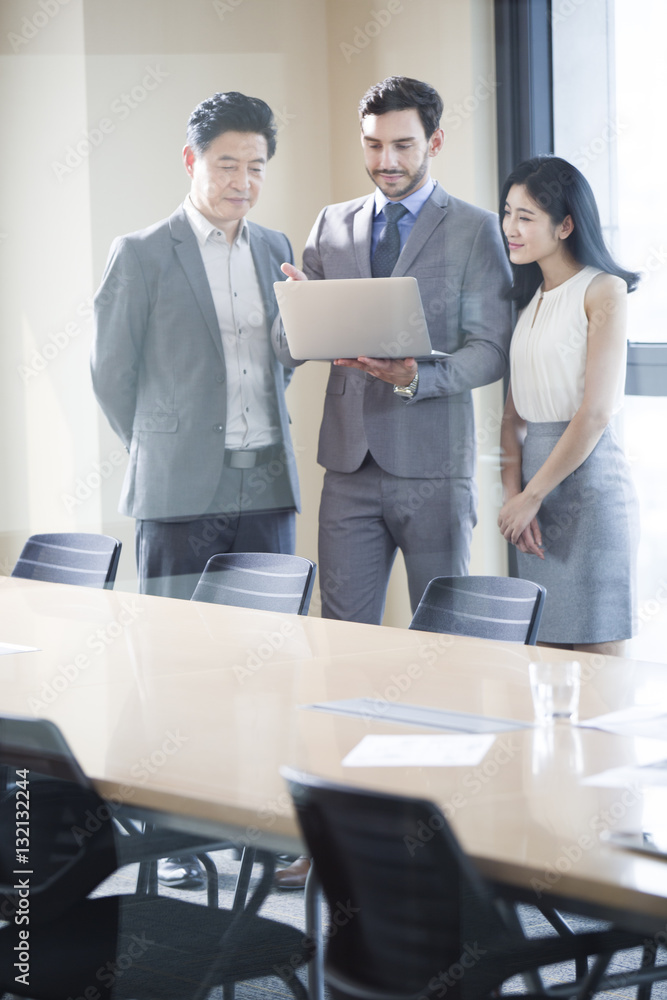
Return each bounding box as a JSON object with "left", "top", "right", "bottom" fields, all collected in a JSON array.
[{"left": 2, "top": 575, "right": 667, "bottom": 971}]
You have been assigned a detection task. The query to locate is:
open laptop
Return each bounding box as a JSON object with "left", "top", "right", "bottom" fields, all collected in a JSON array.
[{"left": 273, "top": 276, "right": 446, "bottom": 361}]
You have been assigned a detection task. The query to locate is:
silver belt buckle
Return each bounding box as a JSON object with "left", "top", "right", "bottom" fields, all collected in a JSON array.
[{"left": 227, "top": 450, "right": 258, "bottom": 469}]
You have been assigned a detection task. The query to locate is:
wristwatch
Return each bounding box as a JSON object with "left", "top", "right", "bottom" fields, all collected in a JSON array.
[{"left": 393, "top": 368, "right": 419, "bottom": 399}]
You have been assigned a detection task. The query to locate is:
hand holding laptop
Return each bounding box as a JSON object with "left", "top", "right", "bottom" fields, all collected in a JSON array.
[{"left": 277, "top": 264, "right": 441, "bottom": 378}]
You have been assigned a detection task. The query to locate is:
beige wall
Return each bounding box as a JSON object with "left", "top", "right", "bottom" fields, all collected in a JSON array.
[{"left": 0, "top": 0, "right": 506, "bottom": 623}]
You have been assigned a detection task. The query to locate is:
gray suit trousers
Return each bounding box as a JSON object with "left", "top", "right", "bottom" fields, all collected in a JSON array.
[{"left": 318, "top": 455, "right": 477, "bottom": 625}]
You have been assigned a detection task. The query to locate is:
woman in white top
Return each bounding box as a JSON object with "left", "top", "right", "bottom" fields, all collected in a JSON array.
[{"left": 497, "top": 156, "right": 639, "bottom": 656}]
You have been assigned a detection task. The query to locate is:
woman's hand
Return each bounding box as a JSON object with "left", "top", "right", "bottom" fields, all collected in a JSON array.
[{"left": 498, "top": 491, "right": 544, "bottom": 558}]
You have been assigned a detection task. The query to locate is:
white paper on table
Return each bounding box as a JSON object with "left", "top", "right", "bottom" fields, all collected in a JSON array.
[
  {"left": 0, "top": 642, "right": 38, "bottom": 656},
  {"left": 580, "top": 705, "right": 667, "bottom": 741},
  {"left": 584, "top": 737, "right": 667, "bottom": 788},
  {"left": 584, "top": 766, "right": 667, "bottom": 789},
  {"left": 342, "top": 733, "right": 495, "bottom": 768}
]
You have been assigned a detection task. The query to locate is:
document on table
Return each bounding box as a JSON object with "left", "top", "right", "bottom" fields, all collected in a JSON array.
[
  {"left": 305, "top": 698, "right": 530, "bottom": 733},
  {"left": 0, "top": 642, "right": 38, "bottom": 655},
  {"left": 583, "top": 729, "right": 667, "bottom": 789},
  {"left": 342, "top": 733, "right": 496, "bottom": 768},
  {"left": 580, "top": 705, "right": 667, "bottom": 742}
]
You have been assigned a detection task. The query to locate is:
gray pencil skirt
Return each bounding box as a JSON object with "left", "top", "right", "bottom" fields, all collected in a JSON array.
[{"left": 516, "top": 420, "right": 639, "bottom": 645}]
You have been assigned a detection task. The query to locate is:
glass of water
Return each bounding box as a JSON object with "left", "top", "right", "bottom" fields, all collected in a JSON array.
[{"left": 529, "top": 661, "right": 581, "bottom": 724}]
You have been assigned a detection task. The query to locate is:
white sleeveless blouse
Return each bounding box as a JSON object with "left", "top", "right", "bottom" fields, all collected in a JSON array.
[{"left": 510, "top": 265, "right": 626, "bottom": 423}]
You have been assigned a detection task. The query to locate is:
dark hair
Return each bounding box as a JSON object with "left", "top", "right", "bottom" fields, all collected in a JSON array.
[
  {"left": 499, "top": 155, "right": 640, "bottom": 308},
  {"left": 186, "top": 91, "right": 277, "bottom": 159},
  {"left": 358, "top": 76, "right": 443, "bottom": 139}
]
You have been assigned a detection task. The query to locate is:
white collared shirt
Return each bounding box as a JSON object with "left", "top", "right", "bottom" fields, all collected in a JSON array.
[{"left": 183, "top": 197, "right": 280, "bottom": 450}]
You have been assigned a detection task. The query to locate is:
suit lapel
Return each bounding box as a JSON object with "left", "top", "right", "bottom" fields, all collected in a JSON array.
[
  {"left": 248, "top": 224, "right": 278, "bottom": 324},
  {"left": 394, "top": 183, "right": 449, "bottom": 276},
  {"left": 170, "top": 208, "right": 225, "bottom": 362},
  {"left": 353, "top": 195, "right": 375, "bottom": 277}
]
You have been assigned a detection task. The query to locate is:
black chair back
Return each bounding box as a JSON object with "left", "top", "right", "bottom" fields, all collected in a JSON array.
[
  {"left": 283, "top": 768, "right": 662, "bottom": 1000},
  {"left": 409, "top": 575, "right": 546, "bottom": 645},
  {"left": 11, "top": 533, "right": 122, "bottom": 589},
  {"left": 191, "top": 551, "right": 316, "bottom": 614},
  {"left": 0, "top": 718, "right": 314, "bottom": 1000},
  {"left": 0, "top": 716, "right": 118, "bottom": 925},
  {"left": 283, "top": 767, "right": 507, "bottom": 1000}
]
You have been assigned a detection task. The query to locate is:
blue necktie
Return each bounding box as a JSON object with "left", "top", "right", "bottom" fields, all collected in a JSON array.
[{"left": 371, "top": 203, "right": 408, "bottom": 278}]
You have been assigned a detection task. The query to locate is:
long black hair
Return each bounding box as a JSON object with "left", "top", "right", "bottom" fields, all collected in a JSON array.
[{"left": 499, "top": 155, "right": 640, "bottom": 309}]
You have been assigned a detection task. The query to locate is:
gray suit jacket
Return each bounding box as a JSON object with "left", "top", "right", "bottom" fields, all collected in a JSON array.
[
  {"left": 283, "top": 182, "right": 511, "bottom": 480},
  {"left": 91, "top": 205, "right": 300, "bottom": 520}
]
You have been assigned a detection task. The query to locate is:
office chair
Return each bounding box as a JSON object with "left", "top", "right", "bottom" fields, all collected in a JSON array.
[
  {"left": 136, "top": 551, "right": 317, "bottom": 910},
  {"left": 0, "top": 715, "right": 314, "bottom": 1000},
  {"left": 11, "top": 532, "right": 122, "bottom": 589},
  {"left": 283, "top": 767, "right": 666, "bottom": 1000},
  {"left": 191, "top": 551, "right": 316, "bottom": 615},
  {"left": 410, "top": 574, "right": 546, "bottom": 645}
]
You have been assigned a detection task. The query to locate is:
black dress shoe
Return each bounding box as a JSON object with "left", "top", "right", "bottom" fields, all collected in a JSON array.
[{"left": 157, "top": 855, "right": 206, "bottom": 889}]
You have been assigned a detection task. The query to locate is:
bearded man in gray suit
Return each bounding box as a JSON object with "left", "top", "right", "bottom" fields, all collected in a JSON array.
[
  {"left": 279, "top": 76, "right": 512, "bottom": 628},
  {"left": 92, "top": 91, "right": 299, "bottom": 602}
]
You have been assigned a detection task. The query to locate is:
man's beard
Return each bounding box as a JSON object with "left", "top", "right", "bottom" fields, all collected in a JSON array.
[{"left": 366, "top": 151, "right": 429, "bottom": 200}]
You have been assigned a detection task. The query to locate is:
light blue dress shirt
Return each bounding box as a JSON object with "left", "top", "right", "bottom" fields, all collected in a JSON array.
[{"left": 371, "top": 177, "right": 436, "bottom": 258}]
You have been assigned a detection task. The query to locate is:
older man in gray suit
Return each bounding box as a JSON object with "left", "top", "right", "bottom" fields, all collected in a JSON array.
[
  {"left": 280, "top": 76, "right": 511, "bottom": 629},
  {"left": 92, "top": 91, "right": 299, "bottom": 603}
]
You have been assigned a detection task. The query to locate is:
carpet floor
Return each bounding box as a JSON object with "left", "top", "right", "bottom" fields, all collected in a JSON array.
[{"left": 2, "top": 847, "right": 667, "bottom": 999}]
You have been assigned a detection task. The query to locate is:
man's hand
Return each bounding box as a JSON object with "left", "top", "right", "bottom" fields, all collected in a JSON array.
[
  {"left": 281, "top": 262, "right": 307, "bottom": 281},
  {"left": 333, "top": 356, "right": 417, "bottom": 387}
]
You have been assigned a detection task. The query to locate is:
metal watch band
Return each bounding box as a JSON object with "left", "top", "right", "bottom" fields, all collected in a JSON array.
[{"left": 393, "top": 369, "right": 419, "bottom": 399}]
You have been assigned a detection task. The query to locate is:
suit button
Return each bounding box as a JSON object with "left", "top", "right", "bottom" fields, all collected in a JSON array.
[
  {"left": 213, "top": 424, "right": 224, "bottom": 432},
  {"left": 216, "top": 375, "right": 224, "bottom": 383}
]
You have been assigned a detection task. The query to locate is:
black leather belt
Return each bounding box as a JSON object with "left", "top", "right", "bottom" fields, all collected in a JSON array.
[{"left": 224, "top": 446, "right": 281, "bottom": 469}]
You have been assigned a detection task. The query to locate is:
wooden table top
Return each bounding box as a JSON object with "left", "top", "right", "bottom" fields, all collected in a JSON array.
[{"left": 2, "top": 576, "right": 667, "bottom": 929}]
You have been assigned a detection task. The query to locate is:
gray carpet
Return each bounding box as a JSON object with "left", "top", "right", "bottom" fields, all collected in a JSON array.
[
  {"left": 94, "top": 848, "right": 314, "bottom": 1000},
  {"left": 2, "top": 848, "right": 667, "bottom": 999}
]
